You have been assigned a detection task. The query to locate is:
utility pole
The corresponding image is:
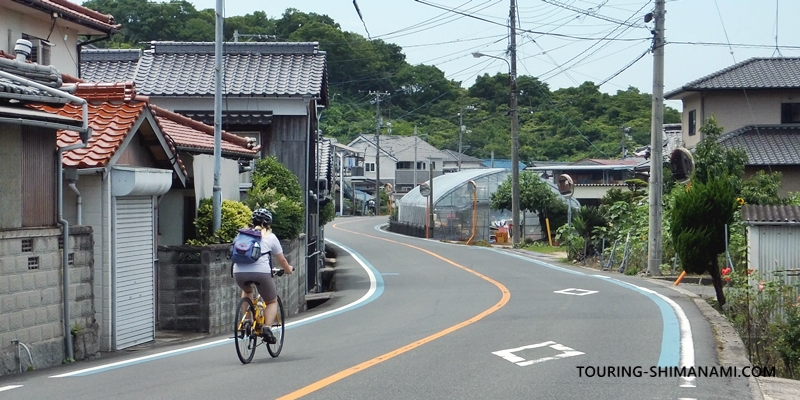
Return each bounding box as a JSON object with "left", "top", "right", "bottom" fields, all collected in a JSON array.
[
  {"left": 458, "top": 105, "right": 475, "bottom": 172},
  {"left": 510, "top": 0, "right": 521, "bottom": 246},
  {"left": 414, "top": 124, "right": 418, "bottom": 186},
  {"left": 212, "top": 0, "right": 223, "bottom": 233},
  {"left": 370, "top": 91, "right": 388, "bottom": 216},
  {"left": 647, "top": 0, "right": 666, "bottom": 276}
]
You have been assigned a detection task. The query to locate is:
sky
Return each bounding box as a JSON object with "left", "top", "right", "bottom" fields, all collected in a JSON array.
[{"left": 177, "top": 1, "right": 799, "bottom": 110}]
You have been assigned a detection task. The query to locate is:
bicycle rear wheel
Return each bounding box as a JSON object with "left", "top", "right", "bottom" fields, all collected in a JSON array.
[
  {"left": 266, "top": 296, "right": 285, "bottom": 357},
  {"left": 234, "top": 297, "right": 257, "bottom": 364}
]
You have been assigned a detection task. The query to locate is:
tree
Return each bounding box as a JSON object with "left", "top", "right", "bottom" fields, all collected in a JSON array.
[
  {"left": 671, "top": 177, "right": 738, "bottom": 307},
  {"left": 692, "top": 116, "right": 747, "bottom": 185},
  {"left": 491, "top": 171, "right": 567, "bottom": 236}
]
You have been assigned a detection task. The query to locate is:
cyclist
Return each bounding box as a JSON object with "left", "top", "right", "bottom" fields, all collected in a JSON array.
[{"left": 233, "top": 208, "right": 293, "bottom": 343}]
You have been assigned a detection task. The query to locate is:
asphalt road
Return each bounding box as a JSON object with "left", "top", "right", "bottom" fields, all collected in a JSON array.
[{"left": 0, "top": 217, "right": 753, "bottom": 399}]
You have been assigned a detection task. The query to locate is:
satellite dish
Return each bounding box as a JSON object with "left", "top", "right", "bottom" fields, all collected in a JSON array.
[
  {"left": 670, "top": 148, "right": 694, "bottom": 183},
  {"left": 557, "top": 174, "right": 574, "bottom": 198}
]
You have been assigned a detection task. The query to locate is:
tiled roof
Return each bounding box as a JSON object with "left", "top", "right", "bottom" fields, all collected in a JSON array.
[
  {"left": 80, "top": 49, "right": 141, "bottom": 83},
  {"left": 665, "top": 58, "right": 800, "bottom": 98},
  {"left": 353, "top": 135, "right": 446, "bottom": 162},
  {"left": 27, "top": 83, "right": 186, "bottom": 177},
  {"left": 718, "top": 124, "right": 800, "bottom": 165},
  {"left": 90, "top": 42, "right": 327, "bottom": 98},
  {"left": 12, "top": 0, "right": 120, "bottom": 33},
  {"left": 742, "top": 205, "right": 800, "bottom": 225},
  {"left": 149, "top": 104, "right": 259, "bottom": 158},
  {"left": 572, "top": 158, "right": 642, "bottom": 166}
]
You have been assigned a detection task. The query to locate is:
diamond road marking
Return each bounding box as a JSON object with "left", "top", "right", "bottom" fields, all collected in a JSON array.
[
  {"left": 493, "top": 341, "right": 584, "bottom": 366},
  {"left": 554, "top": 288, "right": 598, "bottom": 296}
]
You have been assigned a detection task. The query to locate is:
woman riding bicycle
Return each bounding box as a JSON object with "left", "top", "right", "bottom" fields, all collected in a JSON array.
[{"left": 233, "top": 208, "right": 293, "bottom": 343}]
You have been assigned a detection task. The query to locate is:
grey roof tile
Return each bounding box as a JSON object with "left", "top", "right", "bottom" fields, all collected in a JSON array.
[
  {"left": 718, "top": 124, "right": 800, "bottom": 165},
  {"left": 354, "top": 135, "right": 447, "bottom": 161},
  {"left": 742, "top": 205, "right": 800, "bottom": 225},
  {"left": 666, "top": 58, "right": 800, "bottom": 98},
  {"left": 80, "top": 49, "right": 140, "bottom": 82},
  {"left": 79, "top": 42, "right": 326, "bottom": 98}
]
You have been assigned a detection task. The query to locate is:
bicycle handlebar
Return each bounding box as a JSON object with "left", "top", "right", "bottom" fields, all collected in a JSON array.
[{"left": 272, "top": 269, "right": 285, "bottom": 277}]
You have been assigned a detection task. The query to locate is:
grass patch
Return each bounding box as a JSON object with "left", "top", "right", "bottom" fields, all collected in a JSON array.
[{"left": 521, "top": 243, "right": 566, "bottom": 254}]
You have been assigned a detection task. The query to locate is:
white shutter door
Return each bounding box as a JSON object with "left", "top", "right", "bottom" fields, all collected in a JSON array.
[{"left": 115, "top": 197, "right": 155, "bottom": 350}]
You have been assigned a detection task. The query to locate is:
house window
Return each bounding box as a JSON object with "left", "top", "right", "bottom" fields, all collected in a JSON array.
[
  {"left": 396, "top": 161, "right": 413, "bottom": 170},
  {"left": 688, "top": 110, "right": 697, "bottom": 136},
  {"left": 21, "top": 33, "right": 49, "bottom": 65},
  {"left": 781, "top": 103, "right": 800, "bottom": 124},
  {"left": 431, "top": 161, "right": 436, "bottom": 170},
  {"left": 416, "top": 161, "right": 426, "bottom": 170},
  {"left": 365, "top": 162, "right": 375, "bottom": 172}
]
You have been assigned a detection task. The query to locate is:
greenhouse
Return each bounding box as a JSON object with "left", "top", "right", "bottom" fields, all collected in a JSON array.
[{"left": 393, "top": 168, "right": 579, "bottom": 242}]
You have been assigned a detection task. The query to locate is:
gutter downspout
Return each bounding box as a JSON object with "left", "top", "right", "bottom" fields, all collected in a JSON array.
[
  {"left": 58, "top": 141, "right": 89, "bottom": 362},
  {"left": 68, "top": 182, "right": 82, "bottom": 225}
]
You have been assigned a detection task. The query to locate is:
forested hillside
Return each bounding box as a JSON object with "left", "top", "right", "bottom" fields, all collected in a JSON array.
[{"left": 82, "top": 0, "right": 680, "bottom": 162}]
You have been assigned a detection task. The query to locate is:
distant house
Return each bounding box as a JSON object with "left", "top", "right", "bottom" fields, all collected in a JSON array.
[
  {"left": 665, "top": 57, "right": 800, "bottom": 195},
  {"left": 441, "top": 149, "right": 485, "bottom": 173},
  {"left": 526, "top": 158, "right": 643, "bottom": 205},
  {"left": 347, "top": 134, "right": 446, "bottom": 197}
]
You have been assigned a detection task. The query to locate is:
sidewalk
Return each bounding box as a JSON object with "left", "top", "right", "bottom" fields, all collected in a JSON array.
[{"left": 510, "top": 247, "right": 800, "bottom": 400}]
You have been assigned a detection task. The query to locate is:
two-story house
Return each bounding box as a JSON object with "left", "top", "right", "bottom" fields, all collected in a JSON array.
[
  {"left": 526, "top": 158, "right": 643, "bottom": 206},
  {"left": 441, "top": 149, "right": 485, "bottom": 173},
  {"left": 665, "top": 57, "right": 800, "bottom": 195},
  {"left": 347, "top": 134, "right": 447, "bottom": 200}
]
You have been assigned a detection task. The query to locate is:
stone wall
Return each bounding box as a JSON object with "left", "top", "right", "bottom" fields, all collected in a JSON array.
[
  {"left": 158, "top": 236, "right": 307, "bottom": 335},
  {"left": 0, "top": 226, "right": 96, "bottom": 376}
]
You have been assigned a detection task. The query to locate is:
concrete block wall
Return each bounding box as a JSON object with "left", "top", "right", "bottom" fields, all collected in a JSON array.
[
  {"left": 158, "top": 237, "right": 306, "bottom": 335},
  {"left": 0, "top": 226, "right": 96, "bottom": 376}
]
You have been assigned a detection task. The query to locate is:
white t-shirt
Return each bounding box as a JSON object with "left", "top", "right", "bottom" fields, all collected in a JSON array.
[{"left": 232, "top": 229, "right": 284, "bottom": 275}]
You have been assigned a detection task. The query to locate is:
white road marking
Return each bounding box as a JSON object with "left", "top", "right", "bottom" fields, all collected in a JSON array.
[
  {"left": 0, "top": 385, "right": 23, "bottom": 392},
  {"left": 493, "top": 341, "right": 584, "bottom": 366},
  {"left": 554, "top": 288, "right": 598, "bottom": 296},
  {"left": 601, "top": 276, "right": 696, "bottom": 388}
]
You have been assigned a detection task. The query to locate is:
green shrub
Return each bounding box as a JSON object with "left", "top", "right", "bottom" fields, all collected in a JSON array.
[
  {"left": 252, "top": 157, "right": 302, "bottom": 202},
  {"left": 243, "top": 187, "right": 303, "bottom": 240},
  {"left": 188, "top": 198, "right": 252, "bottom": 245},
  {"left": 245, "top": 156, "right": 305, "bottom": 239},
  {"left": 320, "top": 199, "right": 336, "bottom": 226}
]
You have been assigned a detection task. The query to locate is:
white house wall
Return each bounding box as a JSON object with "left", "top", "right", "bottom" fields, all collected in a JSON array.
[
  {"left": 192, "top": 154, "right": 241, "bottom": 208},
  {"left": 158, "top": 189, "right": 194, "bottom": 246},
  {"left": 0, "top": 7, "right": 81, "bottom": 76}
]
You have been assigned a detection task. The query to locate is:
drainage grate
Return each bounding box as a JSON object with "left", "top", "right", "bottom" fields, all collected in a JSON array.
[
  {"left": 21, "top": 238, "right": 33, "bottom": 252},
  {"left": 28, "top": 257, "right": 39, "bottom": 270}
]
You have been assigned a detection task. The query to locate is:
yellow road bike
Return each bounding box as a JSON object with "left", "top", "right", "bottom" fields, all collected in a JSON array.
[{"left": 234, "top": 269, "right": 285, "bottom": 364}]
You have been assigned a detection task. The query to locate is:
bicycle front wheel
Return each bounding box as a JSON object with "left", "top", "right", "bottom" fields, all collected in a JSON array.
[
  {"left": 234, "top": 297, "right": 257, "bottom": 364},
  {"left": 266, "top": 296, "right": 285, "bottom": 357}
]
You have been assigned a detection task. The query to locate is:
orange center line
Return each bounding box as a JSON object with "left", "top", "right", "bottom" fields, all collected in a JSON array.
[{"left": 277, "top": 221, "right": 511, "bottom": 400}]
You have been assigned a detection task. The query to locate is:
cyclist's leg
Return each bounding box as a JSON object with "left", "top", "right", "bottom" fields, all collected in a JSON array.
[{"left": 259, "top": 277, "right": 279, "bottom": 327}]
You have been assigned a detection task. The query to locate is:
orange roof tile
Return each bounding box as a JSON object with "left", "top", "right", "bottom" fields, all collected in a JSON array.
[
  {"left": 27, "top": 82, "right": 187, "bottom": 178},
  {"left": 150, "top": 105, "right": 260, "bottom": 157},
  {"left": 25, "top": 0, "right": 120, "bottom": 33}
]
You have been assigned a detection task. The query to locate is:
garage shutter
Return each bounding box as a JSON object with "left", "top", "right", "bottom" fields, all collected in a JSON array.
[{"left": 114, "top": 196, "right": 155, "bottom": 350}]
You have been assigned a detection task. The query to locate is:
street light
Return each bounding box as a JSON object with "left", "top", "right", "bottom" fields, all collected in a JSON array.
[{"left": 473, "top": 51, "right": 520, "bottom": 245}]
